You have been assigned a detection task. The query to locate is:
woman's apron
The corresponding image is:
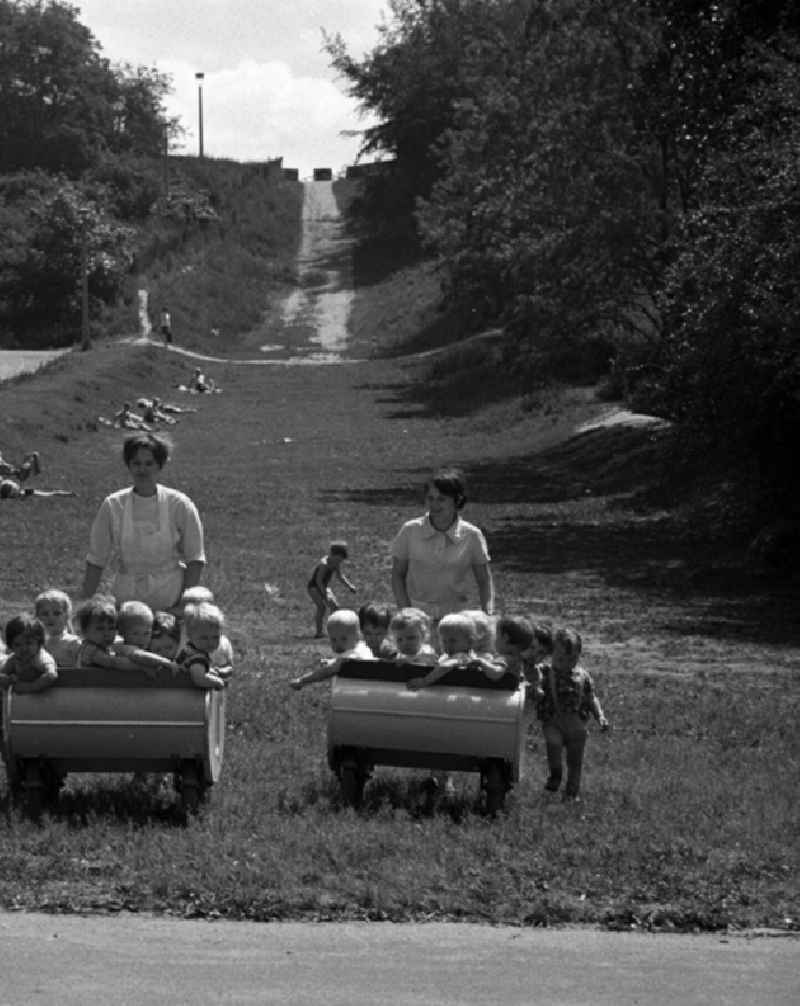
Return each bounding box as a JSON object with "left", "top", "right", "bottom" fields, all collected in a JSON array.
[{"left": 113, "top": 487, "right": 184, "bottom": 609}]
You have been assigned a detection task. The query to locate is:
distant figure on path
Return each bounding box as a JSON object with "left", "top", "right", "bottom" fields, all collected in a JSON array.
[
  {"left": 160, "top": 306, "right": 173, "bottom": 345},
  {"left": 0, "top": 479, "right": 75, "bottom": 500}
]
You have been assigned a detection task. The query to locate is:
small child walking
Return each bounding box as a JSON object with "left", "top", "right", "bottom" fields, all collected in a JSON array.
[
  {"left": 536, "top": 627, "right": 609, "bottom": 801},
  {"left": 307, "top": 541, "right": 357, "bottom": 637}
]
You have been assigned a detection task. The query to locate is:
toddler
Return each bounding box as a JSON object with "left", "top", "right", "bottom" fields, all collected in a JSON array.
[
  {"left": 148, "top": 610, "right": 181, "bottom": 659},
  {"left": 290, "top": 609, "right": 374, "bottom": 690},
  {"left": 307, "top": 541, "right": 357, "bottom": 637},
  {"left": 178, "top": 586, "right": 234, "bottom": 680},
  {"left": 390, "top": 607, "right": 437, "bottom": 666},
  {"left": 406, "top": 611, "right": 479, "bottom": 690},
  {"left": 35, "top": 588, "right": 80, "bottom": 668},
  {"left": 463, "top": 609, "right": 508, "bottom": 680},
  {"left": 75, "top": 595, "right": 140, "bottom": 671},
  {"left": 0, "top": 614, "right": 58, "bottom": 693},
  {"left": 116, "top": 600, "right": 181, "bottom": 678},
  {"left": 178, "top": 602, "right": 227, "bottom": 690},
  {"left": 536, "top": 627, "right": 609, "bottom": 801},
  {"left": 358, "top": 602, "right": 397, "bottom": 658}
]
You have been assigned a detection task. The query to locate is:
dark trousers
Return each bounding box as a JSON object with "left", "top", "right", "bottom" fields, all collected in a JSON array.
[{"left": 542, "top": 713, "right": 588, "bottom": 796}]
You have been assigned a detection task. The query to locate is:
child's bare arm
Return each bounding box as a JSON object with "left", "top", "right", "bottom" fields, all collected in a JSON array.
[
  {"left": 290, "top": 657, "right": 340, "bottom": 690},
  {"left": 473, "top": 655, "right": 508, "bottom": 681},
  {"left": 125, "top": 647, "right": 180, "bottom": 679},
  {"left": 89, "top": 649, "right": 140, "bottom": 672},
  {"left": 335, "top": 568, "right": 357, "bottom": 592},
  {"left": 407, "top": 665, "right": 451, "bottom": 690},
  {"left": 13, "top": 668, "right": 59, "bottom": 693},
  {"left": 186, "top": 659, "right": 224, "bottom": 690}
]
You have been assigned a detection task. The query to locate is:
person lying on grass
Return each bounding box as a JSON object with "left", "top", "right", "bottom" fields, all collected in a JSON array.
[
  {"left": 0, "top": 449, "right": 40, "bottom": 481},
  {"left": 290, "top": 609, "right": 374, "bottom": 690},
  {"left": 0, "top": 479, "right": 75, "bottom": 500},
  {"left": 389, "top": 607, "right": 437, "bottom": 666},
  {"left": 307, "top": 540, "right": 357, "bottom": 637},
  {"left": 406, "top": 611, "right": 500, "bottom": 689},
  {"left": 115, "top": 600, "right": 182, "bottom": 679},
  {"left": 177, "top": 601, "right": 227, "bottom": 690},
  {"left": 536, "top": 627, "right": 609, "bottom": 803},
  {"left": 35, "top": 588, "right": 80, "bottom": 669},
  {"left": 0, "top": 614, "right": 58, "bottom": 693}
]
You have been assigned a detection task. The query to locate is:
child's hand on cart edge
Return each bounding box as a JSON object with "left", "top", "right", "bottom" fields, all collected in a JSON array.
[
  {"left": 289, "top": 676, "right": 304, "bottom": 690},
  {"left": 599, "top": 715, "right": 610, "bottom": 732}
]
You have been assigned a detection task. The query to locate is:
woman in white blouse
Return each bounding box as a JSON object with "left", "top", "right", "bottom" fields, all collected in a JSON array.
[{"left": 80, "top": 433, "right": 205, "bottom": 613}]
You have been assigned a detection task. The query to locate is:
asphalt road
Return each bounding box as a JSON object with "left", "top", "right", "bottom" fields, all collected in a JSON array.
[{"left": 0, "top": 914, "right": 797, "bottom": 1005}]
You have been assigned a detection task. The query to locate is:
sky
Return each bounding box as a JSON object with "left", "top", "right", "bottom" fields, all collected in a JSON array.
[{"left": 75, "top": 0, "right": 389, "bottom": 178}]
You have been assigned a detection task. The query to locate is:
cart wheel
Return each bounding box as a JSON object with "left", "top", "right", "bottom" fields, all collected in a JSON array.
[
  {"left": 339, "top": 763, "right": 364, "bottom": 809},
  {"left": 484, "top": 761, "right": 506, "bottom": 817},
  {"left": 23, "top": 762, "right": 45, "bottom": 821},
  {"left": 180, "top": 763, "right": 202, "bottom": 814}
]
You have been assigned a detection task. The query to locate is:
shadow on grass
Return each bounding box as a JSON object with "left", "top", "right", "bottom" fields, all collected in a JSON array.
[{"left": 324, "top": 424, "right": 800, "bottom": 646}]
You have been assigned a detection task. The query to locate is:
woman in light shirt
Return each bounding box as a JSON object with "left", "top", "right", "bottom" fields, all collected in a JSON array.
[{"left": 391, "top": 467, "right": 494, "bottom": 625}]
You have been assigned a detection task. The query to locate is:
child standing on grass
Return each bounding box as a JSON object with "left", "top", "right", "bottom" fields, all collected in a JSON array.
[
  {"left": 178, "top": 602, "right": 228, "bottom": 690},
  {"left": 307, "top": 541, "right": 357, "bottom": 637},
  {"left": 536, "top": 627, "right": 609, "bottom": 802},
  {"left": 0, "top": 614, "right": 58, "bottom": 693},
  {"left": 290, "top": 609, "right": 374, "bottom": 690},
  {"left": 389, "top": 607, "right": 438, "bottom": 666},
  {"left": 359, "top": 602, "right": 397, "bottom": 658},
  {"left": 35, "top": 588, "right": 81, "bottom": 668}
]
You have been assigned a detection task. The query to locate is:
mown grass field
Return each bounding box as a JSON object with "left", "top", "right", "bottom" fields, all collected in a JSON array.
[{"left": 0, "top": 193, "right": 798, "bottom": 932}]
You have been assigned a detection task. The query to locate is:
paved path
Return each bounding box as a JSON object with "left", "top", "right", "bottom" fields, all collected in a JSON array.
[{"left": 0, "top": 914, "right": 797, "bottom": 1005}]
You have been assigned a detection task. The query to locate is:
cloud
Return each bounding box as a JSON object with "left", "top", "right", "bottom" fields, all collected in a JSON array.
[{"left": 164, "top": 58, "right": 377, "bottom": 176}]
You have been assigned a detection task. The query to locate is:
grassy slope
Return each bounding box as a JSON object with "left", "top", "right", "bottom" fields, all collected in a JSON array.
[{"left": 0, "top": 192, "right": 797, "bottom": 930}]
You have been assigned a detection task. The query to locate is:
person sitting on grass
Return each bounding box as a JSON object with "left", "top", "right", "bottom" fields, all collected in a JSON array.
[
  {"left": 148, "top": 610, "right": 182, "bottom": 660},
  {"left": 536, "top": 627, "right": 609, "bottom": 802},
  {"left": 290, "top": 609, "right": 374, "bottom": 690},
  {"left": 0, "top": 449, "right": 40, "bottom": 481},
  {"left": 307, "top": 540, "right": 357, "bottom": 638},
  {"left": 178, "top": 587, "right": 234, "bottom": 681},
  {"left": 75, "top": 595, "right": 141, "bottom": 671},
  {"left": 35, "top": 588, "right": 80, "bottom": 668},
  {"left": 358, "top": 602, "right": 397, "bottom": 658},
  {"left": 0, "top": 614, "right": 59, "bottom": 693},
  {"left": 115, "top": 600, "right": 182, "bottom": 679},
  {"left": 0, "top": 479, "right": 75, "bottom": 500},
  {"left": 113, "top": 402, "right": 151, "bottom": 431},
  {"left": 138, "top": 396, "right": 197, "bottom": 416},
  {"left": 177, "top": 601, "right": 227, "bottom": 690},
  {"left": 390, "top": 607, "right": 438, "bottom": 667},
  {"left": 140, "top": 399, "right": 177, "bottom": 426}
]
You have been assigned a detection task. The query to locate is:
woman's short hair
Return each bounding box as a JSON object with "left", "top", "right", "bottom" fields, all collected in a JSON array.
[
  {"left": 426, "top": 467, "right": 467, "bottom": 510},
  {"left": 123, "top": 433, "right": 169, "bottom": 468},
  {"left": 5, "top": 613, "right": 45, "bottom": 648}
]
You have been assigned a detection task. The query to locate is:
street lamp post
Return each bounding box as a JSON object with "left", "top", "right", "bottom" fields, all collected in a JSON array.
[{"left": 195, "top": 72, "right": 205, "bottom": 158}]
